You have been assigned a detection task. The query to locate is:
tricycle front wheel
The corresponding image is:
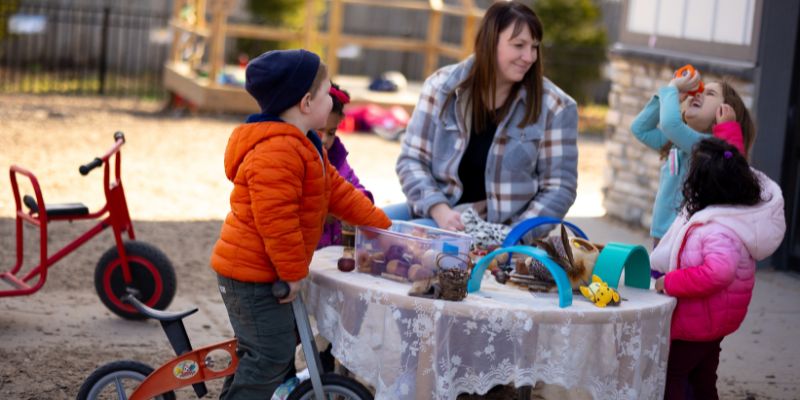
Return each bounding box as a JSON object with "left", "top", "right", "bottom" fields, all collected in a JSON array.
[{"left": 94, "top": 240, "right": 177, "bottom": 320}]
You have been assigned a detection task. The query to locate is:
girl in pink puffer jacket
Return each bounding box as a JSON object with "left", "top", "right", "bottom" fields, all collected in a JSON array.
[{"left": 651, "top": 138, "right": 785, "bottom": 400}]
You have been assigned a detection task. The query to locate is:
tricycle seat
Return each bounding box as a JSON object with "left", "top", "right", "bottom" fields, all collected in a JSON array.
[{"left": 23, "top": 195, "right": 89, "bottom": 217}]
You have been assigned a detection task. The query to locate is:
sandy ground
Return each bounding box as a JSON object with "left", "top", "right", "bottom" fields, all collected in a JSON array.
[{"left": 0, "top": 93, "right": 735, "bottom": 399}]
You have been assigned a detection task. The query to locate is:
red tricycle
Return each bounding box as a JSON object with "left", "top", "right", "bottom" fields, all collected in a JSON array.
[{"left": 1, "top": 131, "right": 177, "bottom": 319}]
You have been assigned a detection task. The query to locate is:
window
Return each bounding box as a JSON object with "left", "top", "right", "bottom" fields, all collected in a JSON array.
[{"left": 620, "top": 0, "right": 761, "bottom": 61}]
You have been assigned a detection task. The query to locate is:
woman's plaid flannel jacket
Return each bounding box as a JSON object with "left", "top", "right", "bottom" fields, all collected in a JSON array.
[{"left": 395, "top": 57, "right": 578, "bottom": 234}]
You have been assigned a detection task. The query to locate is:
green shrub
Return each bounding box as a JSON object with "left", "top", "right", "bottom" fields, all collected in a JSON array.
[
  {"left": 529, "top": 0, "right": 607, "bottom": 103},
  {"left": 235, "top": 0, "right": 312, "bottom": 62},
  {"left": 0, "top": 0, "right": 21, "bottom": 43}
]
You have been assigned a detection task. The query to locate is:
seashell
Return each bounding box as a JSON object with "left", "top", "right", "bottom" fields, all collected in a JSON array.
[
  {"left": 386, "top": 259, "right": 410, "bottom": 275},
  {"left": 408, "top": 263, "right": 435, "bottom": 281},
  {"left": 356, "top": 250, "right": 372, "bottom": 272},
  {"left": 421, "top": 249, "right": 438, "bottom": 270}
]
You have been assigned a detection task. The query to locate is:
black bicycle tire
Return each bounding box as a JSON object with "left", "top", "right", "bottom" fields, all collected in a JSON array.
[
  {"left": 94, "top": 240, "right": 177, "bottom": 320},
  {"left": 76, "top": 360, "right": 176, "bottom": 400},
  {"left": 287, "top": 373, "right": 374, "bottom": 400}
]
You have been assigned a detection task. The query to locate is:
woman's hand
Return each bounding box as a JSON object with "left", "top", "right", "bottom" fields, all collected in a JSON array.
[
  {"left": 669, "top": 72, "right": 702, "bottom": 95},
  {"left": 430, "top": 203, "right": 465, "bottom": 231},
  {"left": 655, "top": 276, "right": 665, "bottom": 293},
  {"left": 279, "top": 280, "right": 303, "bottom": 304},
  {"left": 716, "top": 104, "right": 736, "bottom": 124}
]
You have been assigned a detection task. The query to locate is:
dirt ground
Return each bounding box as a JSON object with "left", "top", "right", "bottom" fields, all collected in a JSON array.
[{"left": 0, "top": 94, "right": 611, "bottom": 399}]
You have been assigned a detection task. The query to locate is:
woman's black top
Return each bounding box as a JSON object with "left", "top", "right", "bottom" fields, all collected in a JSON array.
[{"left": 457, "top": 112, "right": 497, "bottom": 205}]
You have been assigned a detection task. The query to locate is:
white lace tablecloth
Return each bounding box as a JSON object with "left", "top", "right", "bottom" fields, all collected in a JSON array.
[{"left": 305, "top": 247, "right": 676, "bottom": 400}]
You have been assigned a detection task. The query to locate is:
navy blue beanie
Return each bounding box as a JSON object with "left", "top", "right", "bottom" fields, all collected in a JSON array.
[{"left": 245, "top": 49, "right": 321, "bottom": 116}]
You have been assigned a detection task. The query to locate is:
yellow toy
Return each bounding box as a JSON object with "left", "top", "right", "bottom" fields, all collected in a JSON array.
[{"left": 580, "top": 274, "right": 621, "bottom": 308}]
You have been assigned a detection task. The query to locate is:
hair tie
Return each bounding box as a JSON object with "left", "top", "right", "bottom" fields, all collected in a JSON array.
[
  {"left": 723, "top": 150, "right": 733, "bottom": 159},
  {"left": 329, "top": 86, "right": 350, "bottom": 105}
]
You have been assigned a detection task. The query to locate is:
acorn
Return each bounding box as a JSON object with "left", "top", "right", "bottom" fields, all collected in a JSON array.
[
  {"left": 492, "top": 269, "right": 509, "bottom": 284},
  {"left": 337, "top": 257, "right": 355, "bottom": 272},
  {"left": 370, "top": 253, "right": 386, "bottom": 275},
  {"left": 384, "top": 245, "right": 406, "bottom": 262}
]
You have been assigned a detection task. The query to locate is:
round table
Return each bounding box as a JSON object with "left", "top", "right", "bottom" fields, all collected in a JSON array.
[{"left": 305, "top": 247, "right": 676, "bottom": 400}]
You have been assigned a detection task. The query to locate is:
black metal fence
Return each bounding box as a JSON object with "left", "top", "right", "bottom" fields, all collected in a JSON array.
[{"left": 0, "top": 1, "right": 170, "bottom": 98}]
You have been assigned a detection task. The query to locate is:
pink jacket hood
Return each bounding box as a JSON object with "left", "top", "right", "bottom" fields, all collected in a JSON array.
[{"left": 651, "top": 169, "right": 785, "bottom": 273}]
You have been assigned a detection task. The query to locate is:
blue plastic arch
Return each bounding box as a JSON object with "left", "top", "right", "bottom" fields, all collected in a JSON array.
[
  {"left": 467, "top": 245, "right": 573, "bottom": 308},
  {"left": 592, "top": 242, "right": 651, "bottom": 289},
  {"left": 502, "top": 217, "right": 588, "bottom": 248}
]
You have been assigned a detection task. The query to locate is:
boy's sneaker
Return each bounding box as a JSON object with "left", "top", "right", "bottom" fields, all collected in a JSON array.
[
  {"left": 271, "top": 376, "right": 300, "bottom": 400},
  {"left": 296, "top": 368, "right": 310, "bottom": 381}
]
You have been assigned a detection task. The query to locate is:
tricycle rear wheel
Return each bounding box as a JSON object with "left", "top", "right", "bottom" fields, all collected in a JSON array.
[{"left": 94, "top": 240, "right": 177, "bottom": 320}]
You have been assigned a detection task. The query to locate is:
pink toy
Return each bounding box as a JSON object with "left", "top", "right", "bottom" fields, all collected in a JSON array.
[{"left": 339, "top": 104, "right": 410, "bottom": 141}]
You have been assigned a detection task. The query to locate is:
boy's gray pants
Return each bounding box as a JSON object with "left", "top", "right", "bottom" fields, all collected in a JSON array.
[{"left": 217, "top": 274, "right": 296, "bottom": 400}]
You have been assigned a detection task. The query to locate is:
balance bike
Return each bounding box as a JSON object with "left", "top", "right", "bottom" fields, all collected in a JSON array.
[{"left": 77, "top": 282, "right": 373, "bottom": 400}]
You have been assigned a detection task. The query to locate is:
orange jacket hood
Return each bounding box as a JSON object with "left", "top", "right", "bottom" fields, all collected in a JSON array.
[{"left": 224, "top": 121, "right": 310, "bottom": 181}]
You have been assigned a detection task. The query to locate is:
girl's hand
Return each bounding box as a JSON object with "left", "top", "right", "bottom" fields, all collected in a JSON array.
[
  {"left": 716, "top": 103, "right": 736, "bottom": 124},
  {"left": 279, "top": 280, "right": 303, "bottom": 304},
  {"left": 655, "top": 276, "right": 665, "bottom": 293},
  {"left": 430, "top": 203, "right": 464, "bottom": 232},
  {"left": 669, "top": 71, "right": 702, "bottom": 94}
]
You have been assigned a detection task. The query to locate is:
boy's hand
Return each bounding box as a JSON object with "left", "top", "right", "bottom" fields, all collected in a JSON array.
[
  {"left": 279, "top": 280, "right": 303, "bottom": 304},
  {"left": 716, "top": 104, "right": 736, "bottom": 124},
  {"left": 669, "top": 72, "right": 702, "bottom": 94},
  {"left": 655, "top": 276, "right": 665, "bottom": 293},
  {"left": 430, "top": 203, "right": 464, "bottom": 232}
]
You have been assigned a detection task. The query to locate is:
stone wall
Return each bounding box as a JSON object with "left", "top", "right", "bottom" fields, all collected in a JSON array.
[{"left": 602, "top": 54, "right": 755, "bottom": 233}]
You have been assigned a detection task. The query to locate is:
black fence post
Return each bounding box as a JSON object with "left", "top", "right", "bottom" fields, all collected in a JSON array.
[{"left": 98, "top": 6, "right": 110, "bottom": 95}]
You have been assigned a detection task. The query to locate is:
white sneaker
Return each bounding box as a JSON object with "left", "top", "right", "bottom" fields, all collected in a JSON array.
[{"left": 296, "top": 367, "right": 310, "bottom": 381}]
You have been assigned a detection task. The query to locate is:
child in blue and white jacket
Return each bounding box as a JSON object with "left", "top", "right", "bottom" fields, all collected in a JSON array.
[{"left": 631, "top": 73, "right": 755, "bottom": 245}]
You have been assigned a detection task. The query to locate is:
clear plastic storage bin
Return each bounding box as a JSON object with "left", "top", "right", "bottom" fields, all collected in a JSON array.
[{"left": 355, "top": 221, "right": 473, "bottom": 282}]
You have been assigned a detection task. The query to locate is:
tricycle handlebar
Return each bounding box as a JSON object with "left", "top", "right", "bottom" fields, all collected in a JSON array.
[
  {"left": 79, "top": 157, "right": 103, "bottom": 176},
  {"left": 77, "top": 132, "right": 126, "bottom": 176}
]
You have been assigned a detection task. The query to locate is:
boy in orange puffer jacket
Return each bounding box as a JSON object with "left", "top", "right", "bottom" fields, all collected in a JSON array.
[{"left": 210, "top": 49, "right": 391, "bottom": 400}]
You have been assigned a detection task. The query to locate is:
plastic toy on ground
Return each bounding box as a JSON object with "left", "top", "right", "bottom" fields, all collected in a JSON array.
[{"left": 339, "top": 103, "right": 409, "bottom": 141}]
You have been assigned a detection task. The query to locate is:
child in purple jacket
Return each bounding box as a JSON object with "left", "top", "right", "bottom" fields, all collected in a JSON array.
[{"left": 317, "top": 82, "right": 374, "bottom": 248}]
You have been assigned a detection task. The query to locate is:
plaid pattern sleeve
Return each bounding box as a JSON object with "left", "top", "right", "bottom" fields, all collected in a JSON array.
[
  {"left": 395, "top": 66, "right": 455, "bottom": 217},
  {"left": 517, "top": 91, "right": 579, "bottom": 228}
]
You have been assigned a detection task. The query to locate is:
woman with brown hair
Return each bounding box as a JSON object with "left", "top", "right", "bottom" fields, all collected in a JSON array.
[{"left": 386, "top": 0, "right": 578, "bottom": 237}]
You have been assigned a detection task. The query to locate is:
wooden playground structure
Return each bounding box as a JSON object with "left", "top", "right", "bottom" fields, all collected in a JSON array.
[{"left": 164, "top": 0, "right": 490, "bottom": 113}]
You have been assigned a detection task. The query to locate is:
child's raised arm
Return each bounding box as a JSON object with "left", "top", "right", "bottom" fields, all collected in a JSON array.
[
  {"left": 631, "top": 95, "right": 669, "bottom": 150},
  {"left": 658, "top": 77, "right": 706, "bottom": 152}
]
